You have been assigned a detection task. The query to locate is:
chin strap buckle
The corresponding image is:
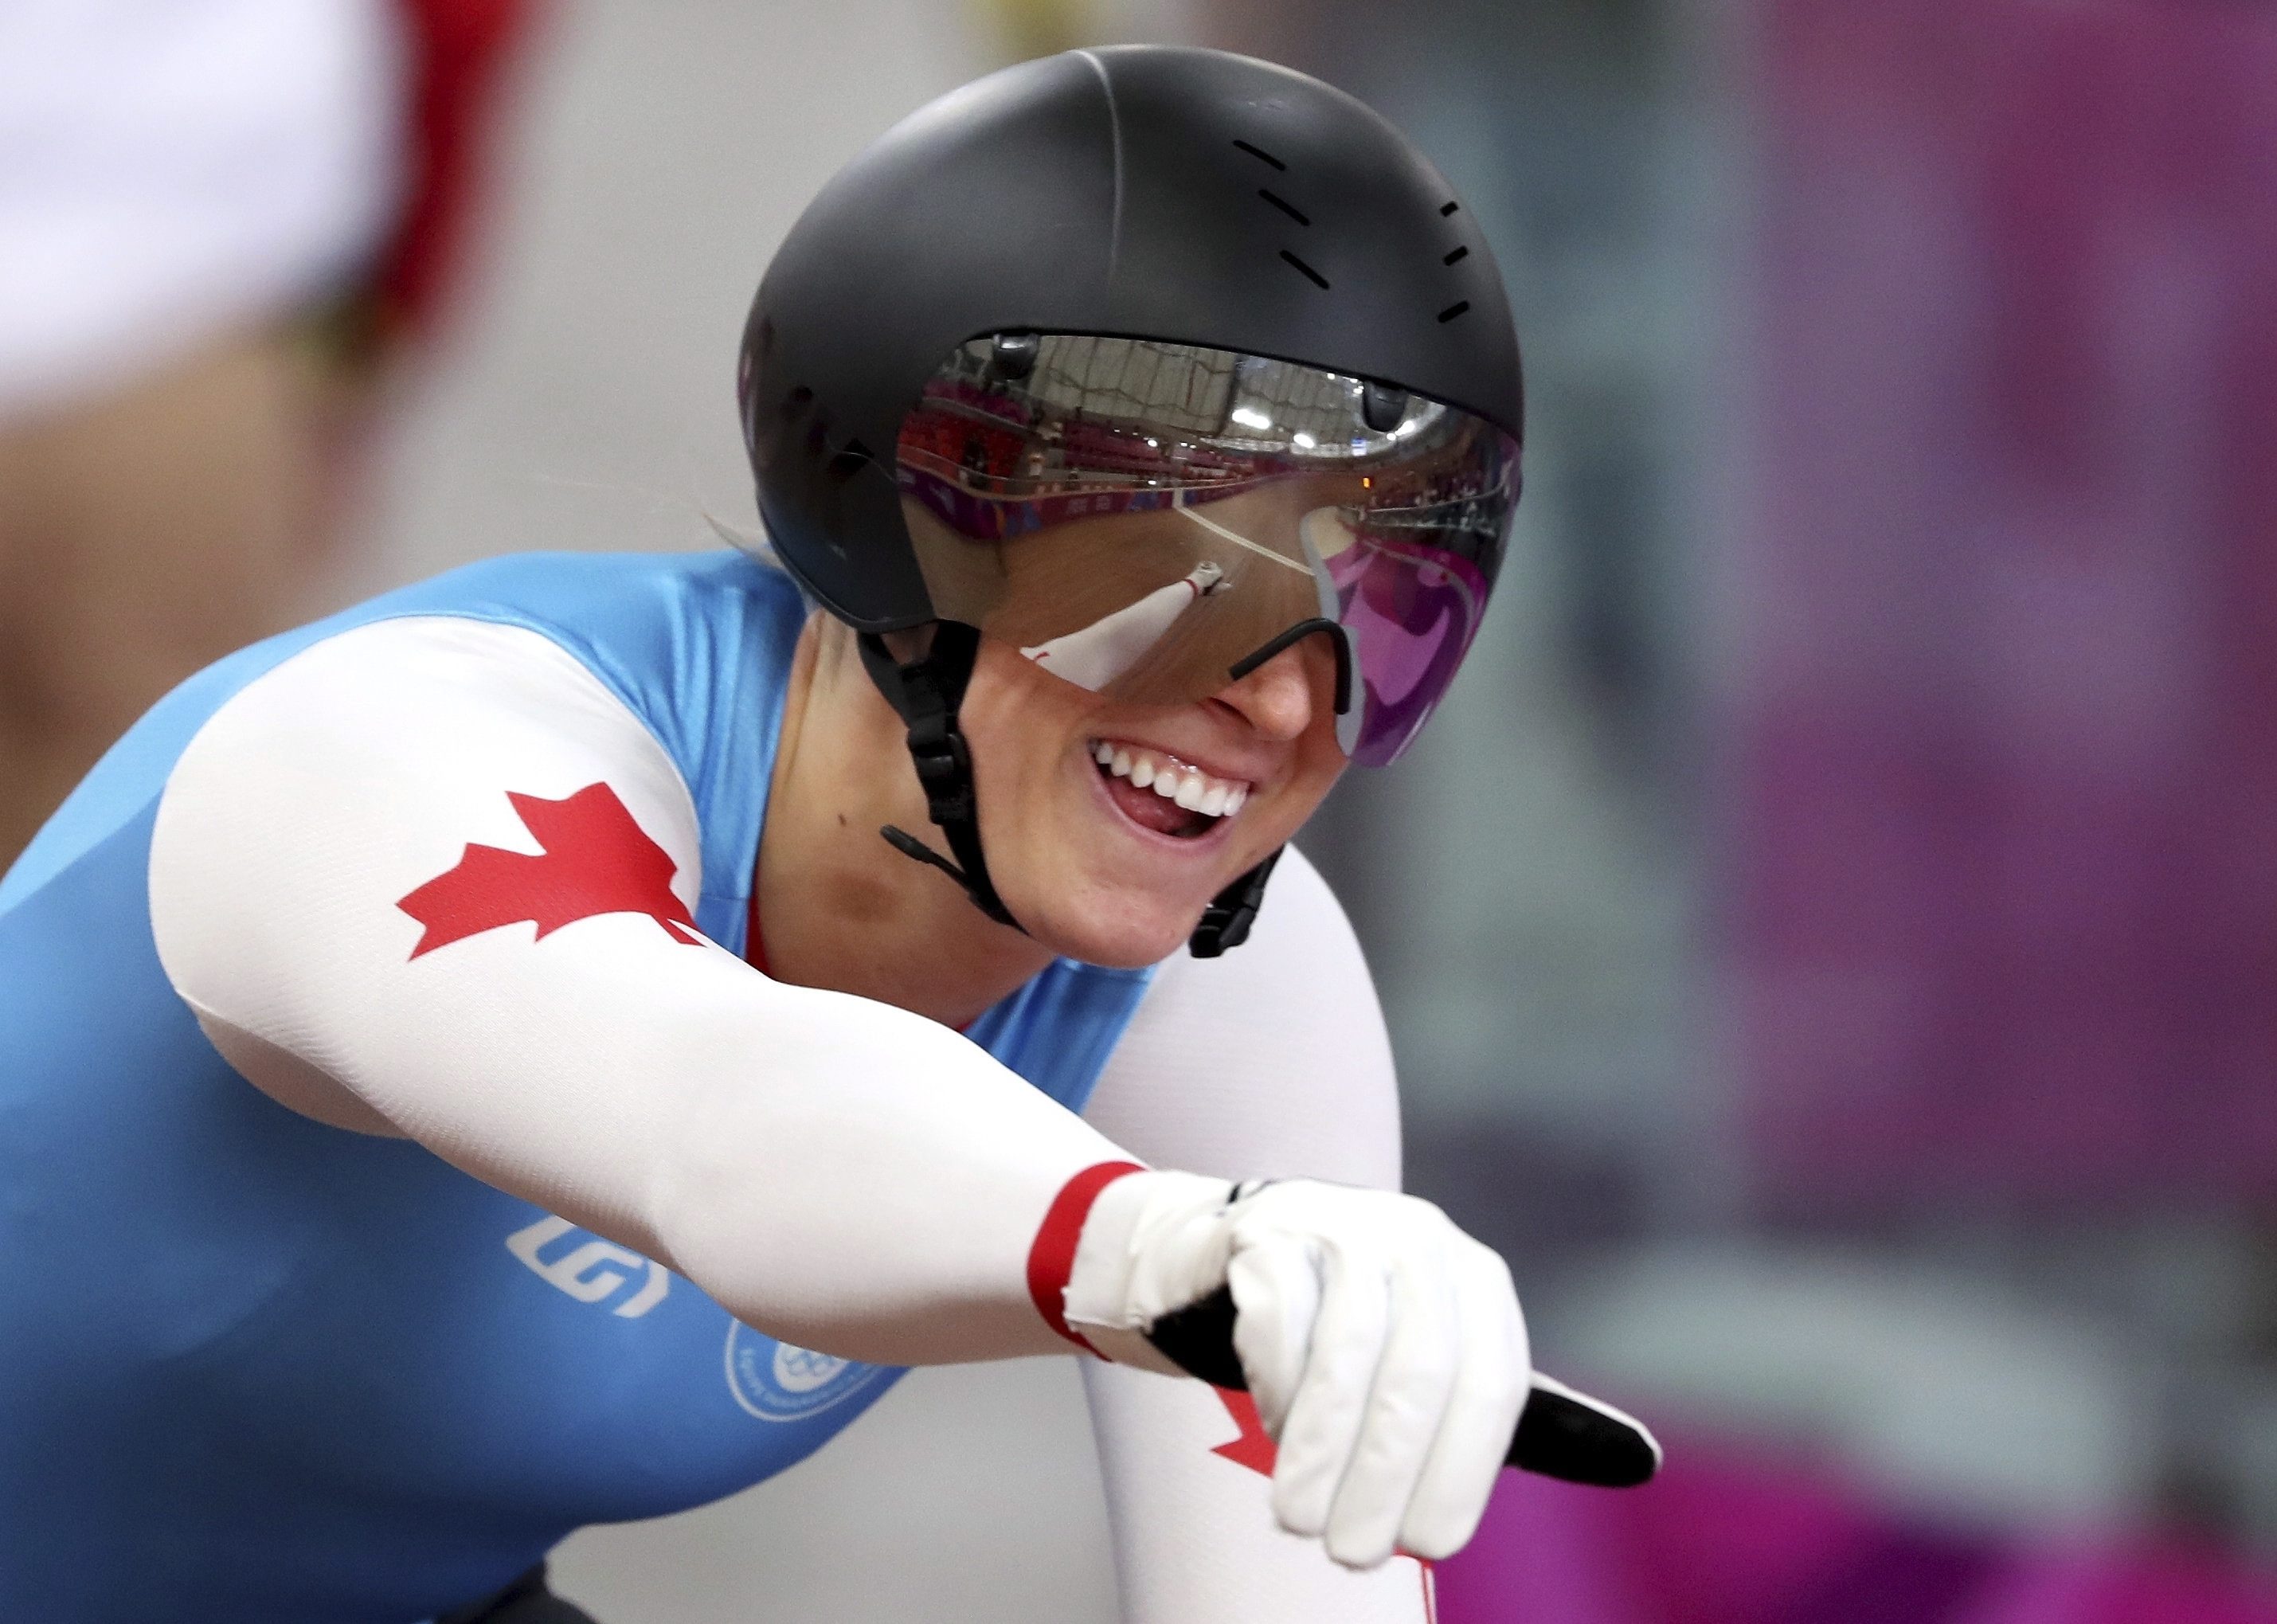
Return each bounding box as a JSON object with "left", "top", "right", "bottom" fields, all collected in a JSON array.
[
  {"left": 1190, "top": 847, "right": 1282, "bottom": 958},
  {"left": 902, "top": 713, "right": 976, "bottom": 828}
]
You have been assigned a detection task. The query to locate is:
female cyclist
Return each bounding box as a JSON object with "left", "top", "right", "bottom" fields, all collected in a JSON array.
[{"left": 0, "top": 45, "right": 1652, "bottom": 1623}]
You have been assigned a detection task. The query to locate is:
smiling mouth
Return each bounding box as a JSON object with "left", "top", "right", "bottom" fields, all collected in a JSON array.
[{"left": 1089, "top": 740, "right": 1252, "bottom": 840}]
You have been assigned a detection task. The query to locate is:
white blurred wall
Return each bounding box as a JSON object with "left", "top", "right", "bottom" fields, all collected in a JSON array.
[
  {"left": 365, "top": 0, "right": 980, "bottom": 588},
  {"left": 361, "top": 5, "right": 1121, "bottom": 1619}
]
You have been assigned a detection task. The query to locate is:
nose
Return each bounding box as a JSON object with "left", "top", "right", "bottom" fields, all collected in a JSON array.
[{"left": 1211, "top": 637, "right": 1325, "bottom": 743}]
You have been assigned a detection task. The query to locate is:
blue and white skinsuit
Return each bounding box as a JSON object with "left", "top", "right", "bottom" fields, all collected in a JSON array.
[{"left": 0, "top": 551, "right": 1422, "bottom": 1622}]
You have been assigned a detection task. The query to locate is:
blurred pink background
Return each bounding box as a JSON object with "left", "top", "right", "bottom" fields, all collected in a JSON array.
[{"left": 1737, "top": 0, "right": 2277, "bottom": 1214}]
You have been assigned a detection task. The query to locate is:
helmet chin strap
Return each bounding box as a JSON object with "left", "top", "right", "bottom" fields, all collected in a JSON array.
[
  {"left": 855, "top": 624, "right": 1279, "bottom": 957},
  {"left": 858, "top": 623, "right": 1020, "bottom": 930}
]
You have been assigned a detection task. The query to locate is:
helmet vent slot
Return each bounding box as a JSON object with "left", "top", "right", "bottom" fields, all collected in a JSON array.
[
  {"left": 1442, "top": 245, "right": 1469, "bottom": 266},
  {"left": 1439, "top": 201, "right": 1461, "bottom": 217},
  {"left": 1257, "top": 189, "right": 1310, "bottom": 227},
  {"left": 1232, "top": 139, "right": 1287, "bottom": 171},
  {"left": 1279, "top": 250, "right": 1331, "bottom": 291},
  {"left": 825, "top": 441, "right": 874, "bottom": 482},
  {"left": 1436, "top": 300, "right": 1471, "bottom": 323}
]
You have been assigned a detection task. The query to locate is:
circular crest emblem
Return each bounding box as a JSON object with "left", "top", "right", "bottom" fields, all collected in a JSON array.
[{"left": 725, "top": 1321, "right": 896, "bottom": 1422}]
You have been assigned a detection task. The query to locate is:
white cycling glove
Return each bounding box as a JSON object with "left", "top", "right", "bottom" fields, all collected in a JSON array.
[{"left": 1056, "top": 1169, "right": 1656, "bottom": 1570}]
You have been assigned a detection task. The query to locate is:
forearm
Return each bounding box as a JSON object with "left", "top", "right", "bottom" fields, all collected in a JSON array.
[{"left": 205, "top": 934, "right": 1125, "bottom": 1365}]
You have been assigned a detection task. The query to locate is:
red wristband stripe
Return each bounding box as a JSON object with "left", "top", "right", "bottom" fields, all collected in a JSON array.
[{"left": 1027, "top": 1160, "right": 1145, "bottom": 1354}]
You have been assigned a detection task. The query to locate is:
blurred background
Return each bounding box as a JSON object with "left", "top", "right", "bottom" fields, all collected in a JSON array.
[{"left": 6, "top": 1, "right": 2276, "bottom": 1619}]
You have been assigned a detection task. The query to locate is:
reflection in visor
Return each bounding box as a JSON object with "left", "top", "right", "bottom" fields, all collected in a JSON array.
[
  {"left": 1021, "top": 560, "right": 1226, "bottom": 690},
  {"left": 894, "top": 335, "right": 1519, "bottom": 766}
]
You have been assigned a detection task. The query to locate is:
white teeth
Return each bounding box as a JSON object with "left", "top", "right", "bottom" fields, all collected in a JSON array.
[{"left": 1090, "top": 741, "right": 1252, "bottom": 821}]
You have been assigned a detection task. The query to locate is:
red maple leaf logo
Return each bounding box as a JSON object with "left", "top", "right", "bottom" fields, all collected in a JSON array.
[
  {"left": 1210, "top": 1385, "right": 1279, "bottom": 1477},
  {"left": 397, "top": 782, "right": 704, "bottom": 958},
  {"left": 1208, "top": 1383, "right": 1437, "bottom": 1606}
]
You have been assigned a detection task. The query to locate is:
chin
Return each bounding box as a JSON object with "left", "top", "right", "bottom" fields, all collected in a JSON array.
[{"left": 1015, "top": 879, "right": 1208, "bottom": 970}]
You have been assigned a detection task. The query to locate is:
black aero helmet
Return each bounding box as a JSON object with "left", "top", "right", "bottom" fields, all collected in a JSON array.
[{"left": 737, "top": 45, "right": 1524, "bottom": 954}]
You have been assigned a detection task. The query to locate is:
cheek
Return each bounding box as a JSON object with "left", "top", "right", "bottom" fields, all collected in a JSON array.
[
  {"left": 1277, "top": 742, "right": 1348, "bottom": 832},
  {"left": 963, "top": 655, "right": 1097, "bottom": 805},
  {"left": 1235, "top": 734, "right": 1344, "bottom": 861}
]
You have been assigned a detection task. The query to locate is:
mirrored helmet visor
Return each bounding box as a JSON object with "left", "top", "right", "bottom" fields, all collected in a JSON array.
[{"left": 894, "top": 334, "right": 1519, "bottom": 768}]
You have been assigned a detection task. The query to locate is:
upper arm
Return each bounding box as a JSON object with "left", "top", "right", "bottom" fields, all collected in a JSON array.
[
  {"left": 1082, "top": 847, "right": 1399, "bottom": 1192},
  {"left": 150, "top": 612, "right": 1132, "bottom": 1363},
  {"left": 150, "top": 612, "right": 716, "bottom": 1227}
]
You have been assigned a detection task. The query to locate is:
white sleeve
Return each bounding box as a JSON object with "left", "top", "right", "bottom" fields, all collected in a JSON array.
[
  {"left": 148, "top": 615, "right": 1134, "bottom": 1366},
  {"left": 1078, "top": 852, "right": 1431, "bottom": 1624}
]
